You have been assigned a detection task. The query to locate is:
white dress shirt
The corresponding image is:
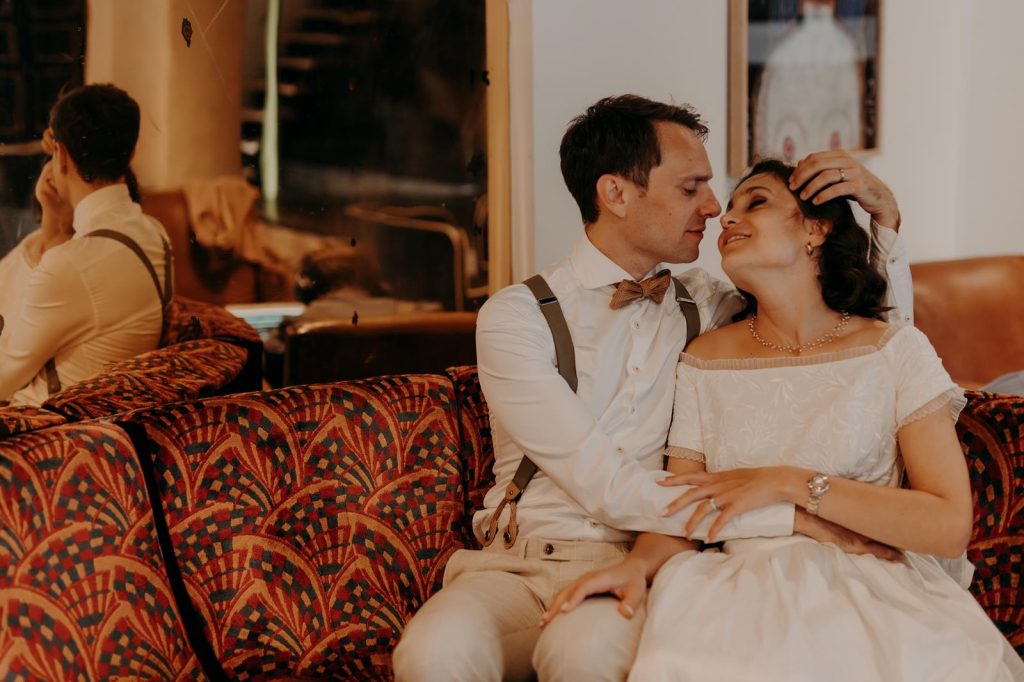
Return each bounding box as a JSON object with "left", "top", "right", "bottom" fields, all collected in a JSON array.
[
  {"left": 0, "top": 184, "right": 171, "bottom": 405},
  {"left": 474, "top": 223, "right": 913, "bottom": 545}
]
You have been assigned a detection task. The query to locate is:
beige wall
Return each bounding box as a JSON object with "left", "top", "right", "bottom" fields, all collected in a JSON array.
[
  {"left": 521, "top": 0, "right": 1024, "bottom": 277},
  {"left": 86, "top": 0, "right": 244, "bottom": 188}
]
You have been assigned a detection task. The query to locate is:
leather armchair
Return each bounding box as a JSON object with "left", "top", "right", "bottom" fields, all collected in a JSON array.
[{"left": 911, "top": 256, "right": 1024, "bottom": 388}]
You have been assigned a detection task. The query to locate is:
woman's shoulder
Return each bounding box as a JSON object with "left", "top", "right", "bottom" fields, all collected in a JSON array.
[{"left": 683, "top": 320, "right": 749, "bottom": 360}]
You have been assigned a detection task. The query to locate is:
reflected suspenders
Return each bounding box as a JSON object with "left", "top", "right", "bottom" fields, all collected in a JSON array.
[
  {"left": 43, "top": 230, "right": 173, "bottom": 395},
  {"left": 481, "top": 274, "right": 703, "bottom": 549}
]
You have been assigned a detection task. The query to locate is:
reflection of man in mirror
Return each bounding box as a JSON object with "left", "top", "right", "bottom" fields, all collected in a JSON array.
[{"left": 752, "top": 0, "right": 863, "bottom": 163}]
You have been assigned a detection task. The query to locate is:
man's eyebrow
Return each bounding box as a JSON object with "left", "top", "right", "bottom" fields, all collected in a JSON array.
[{"left": 679, "top": 174, "right": 712, "bottom": 184}]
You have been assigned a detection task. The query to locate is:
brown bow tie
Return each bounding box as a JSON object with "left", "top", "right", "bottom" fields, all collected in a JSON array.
[{"left": 609, "top": 269, "right": 672, "bottom": 309}]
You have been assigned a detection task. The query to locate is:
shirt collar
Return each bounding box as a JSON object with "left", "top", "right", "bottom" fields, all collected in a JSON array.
[
  {"left": 569, "top": 231, "right": 666, "bottom": 290},
  {"left": 72, "top": 184, "right": 132, "bottom": 237}
]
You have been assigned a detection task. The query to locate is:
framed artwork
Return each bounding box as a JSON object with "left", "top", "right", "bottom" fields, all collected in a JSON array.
[{"left": 728, "top": 0, "right": 882, "bottom": 175}]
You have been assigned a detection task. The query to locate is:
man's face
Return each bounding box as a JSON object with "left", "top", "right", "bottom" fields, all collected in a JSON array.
[{"left": 625, "top": 122, "right": 721, "bottom": 266}]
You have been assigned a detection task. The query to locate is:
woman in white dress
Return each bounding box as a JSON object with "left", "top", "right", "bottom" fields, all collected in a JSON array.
[{"left": 541, "top": 158, "right": 1024, "bottom": 680}]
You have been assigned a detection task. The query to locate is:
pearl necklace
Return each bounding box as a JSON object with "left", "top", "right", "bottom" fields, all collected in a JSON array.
[{"left": 748, "top": 312, "right": 852, "bottom": 355}]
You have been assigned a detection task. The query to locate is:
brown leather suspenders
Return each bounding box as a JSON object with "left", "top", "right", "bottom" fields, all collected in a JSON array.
[
  {"left": 481, "top": 273, "right": 702, "bottom": 548},
  {"left": 43, "top": 230, "right": 173, "bottom": 396}
]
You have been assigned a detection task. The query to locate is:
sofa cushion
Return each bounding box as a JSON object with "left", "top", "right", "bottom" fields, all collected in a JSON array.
[
  {"left": 0, "top": 404, "right": 65, "bottom": 440},
  {"left": 44, "top": 339, "right": 248, "bottom": 421},
  {"left": 164, "top": 295, "right": 262, "bottom": 348},
  {"left": 0, "top": 423, "right": 201, "bottom": 679},
  {"left": 958, "top": 390, "right": 1024, "bottom": 654},
  {"left": 121, "top": 375, "right": 466, "bottom": 680},
  {"left": 445, "top": 365, "right": 493, "bottom": 548}
]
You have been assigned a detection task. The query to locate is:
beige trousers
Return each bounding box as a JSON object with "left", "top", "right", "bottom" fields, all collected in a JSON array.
[{"left": 393, "top": 537, "right": 646, "bottom": 682}]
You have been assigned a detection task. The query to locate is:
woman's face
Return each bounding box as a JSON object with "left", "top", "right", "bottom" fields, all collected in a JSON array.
[{"left": 718, "top": 172, "right": 817, "bottom": 284}]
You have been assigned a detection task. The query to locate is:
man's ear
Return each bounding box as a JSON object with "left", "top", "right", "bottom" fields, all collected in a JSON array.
[
  {"left": 53, "top": 141, "right": 70, "bottom": 175},
  {"left": 595, "top": 174, "right": 629, "bottom": 219}
]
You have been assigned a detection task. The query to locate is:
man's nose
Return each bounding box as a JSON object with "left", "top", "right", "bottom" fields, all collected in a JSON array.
[{"left": 702, "top": 192, "right": 722, "bottom": 219}]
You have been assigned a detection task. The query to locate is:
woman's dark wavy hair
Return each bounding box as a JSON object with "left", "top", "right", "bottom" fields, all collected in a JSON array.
[{"left": 732, "top": 158, "right": 890, "bottom": 321}]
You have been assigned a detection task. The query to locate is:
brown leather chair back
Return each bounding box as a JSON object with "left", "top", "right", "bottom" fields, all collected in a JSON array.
[
  {"left": 140, "top": 190, "right": 269, "bottom": 305},
  {"left": 911, "top": 256, "right": 1024, "bottom": 387},
  {"left": 282, "top": 311, "right": 477, "bottom": 386}
]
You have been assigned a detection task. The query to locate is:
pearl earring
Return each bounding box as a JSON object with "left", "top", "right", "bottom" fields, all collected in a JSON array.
[{"left": 806, "top": 243, "right": 814, "bottom": 256}]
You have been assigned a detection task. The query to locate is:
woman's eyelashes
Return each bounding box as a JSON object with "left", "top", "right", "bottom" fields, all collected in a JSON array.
[{"left": 747, "top": 196, "right": 766, "bottom": 209}]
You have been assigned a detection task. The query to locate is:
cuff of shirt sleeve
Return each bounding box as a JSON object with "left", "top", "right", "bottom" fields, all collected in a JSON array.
[{"left": 692, "top": 502, "right": 795, "bottom": 540}]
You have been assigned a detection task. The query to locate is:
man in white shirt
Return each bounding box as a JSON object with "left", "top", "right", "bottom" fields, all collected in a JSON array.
[
  {"left": 393, "top": 95, "right": 911, "bottom": 681},
  {"left": 0, "top": 84, "right": 172, "bottom": 405}
]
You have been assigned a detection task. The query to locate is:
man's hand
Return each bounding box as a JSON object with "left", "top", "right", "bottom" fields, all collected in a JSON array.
[
  {"left": 789, "top": 150, "right": 901, "bottom": 231},
  {"left": 795, "top": 509, "right": 902, "bottom": 561},
  {"left": 33, "top": 160, "right": 74, "bottom": 261},
  {"left": 539, "top": 558, "right": 647, "bottom": 627}
]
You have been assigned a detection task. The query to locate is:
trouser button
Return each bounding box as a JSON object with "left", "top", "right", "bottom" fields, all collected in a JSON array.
[{"left": 543, "top": 543, "right": 554, "bottom": 555}]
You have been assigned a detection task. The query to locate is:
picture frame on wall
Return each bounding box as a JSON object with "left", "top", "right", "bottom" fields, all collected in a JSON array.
[{"left": 728, "top": 0, "right": 882, "bottom": 176}]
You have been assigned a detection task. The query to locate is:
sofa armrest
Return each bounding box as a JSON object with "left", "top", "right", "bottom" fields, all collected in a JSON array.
[{"left": 957, "top": 390, "right": 1024, "bottom": 655}]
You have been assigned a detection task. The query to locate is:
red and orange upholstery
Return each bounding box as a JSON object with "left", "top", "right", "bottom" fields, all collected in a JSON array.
[
  {"left": 445, "top": 365, "right": 494, "bottom": 548},
  {"left": 0, "top": 423, "right": 202, "bottom": 679},
  {"left": 120, "top": 375, "right": 467, "bottom": 680},
  {"left": 44, "top": 339, "right": 249, "bottom": 421},
  {"left": 163, "top": 296, "right": 261, "bottom": 348},
  {"left": 959, "top": 390, "right": 1024, "bottom": 653},
  {"left": 0, "top": 405, "right": 65, "bottom": 440}
]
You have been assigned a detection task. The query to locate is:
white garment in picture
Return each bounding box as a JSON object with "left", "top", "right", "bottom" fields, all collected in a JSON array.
[
  {"left": 753, "top": 2, "right": 864, "bottom": 162},
  {"left": 630, "top": 325, "right": 1024, "bottom": 681}
]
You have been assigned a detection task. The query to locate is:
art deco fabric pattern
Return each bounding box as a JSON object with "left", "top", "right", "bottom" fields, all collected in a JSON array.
[
  {"left": 162, "top": 296, "right": 261, "bottom": 347},
  {"left": 125, "top": 375, "right": 466, "bottom": 680},
  {"left": 0, "top": 423, "right": 202, "bottom": 680},
  {"left": 43, "top": 339, "right": 247, "bottom": 421},
  {"left": 445, "top": 365, "right": 494, "bottom": 548},
  {"left": 959, "top": 390, "right": 1024, "bottom": 655},
  {"left": 0, "top": 404, "right": 65, "bottom": 440}
]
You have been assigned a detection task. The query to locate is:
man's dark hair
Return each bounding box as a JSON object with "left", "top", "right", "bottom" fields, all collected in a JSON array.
[
  {"left": 732, "top": 158, "right": 890, "bottom": 321},
  {"left": 559, "top": 94, "right": 709, "bottom": 224},
  {"left": 49, "top": 83, "right": 140, "bottom": 184}
]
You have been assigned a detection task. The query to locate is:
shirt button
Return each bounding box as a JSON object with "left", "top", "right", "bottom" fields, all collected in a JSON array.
[
  {"left": 630, "top": 364, "right": 640, "bottom": 374},
  {"left": 889, "top": 256, "right": 897, "bottom": 264},
  {"left": 543, "top": 543, "right": 554, "bottom": 555},
  {"left": 632, "top": 320, "right": 641, "bottom": 331},
  {"left": 589, "top": 520, "right": 599, "bottom": 528},
  {"left": 616, "top": 447, "right": 625, "bottom": 454}
]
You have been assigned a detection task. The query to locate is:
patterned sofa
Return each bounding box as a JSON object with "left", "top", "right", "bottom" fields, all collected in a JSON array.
[
  {"left": 0, "top": 368, "right": 1021, "bottom": 680},
  {"left": 0, "top": 296, "right": 261, "bottom": 440}
]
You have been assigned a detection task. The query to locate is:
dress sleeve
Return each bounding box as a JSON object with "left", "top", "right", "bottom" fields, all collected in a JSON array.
[
  {"left": 666, "top": 360, "right": 704, "bottom": 460},
  {"left": 893, "top": 327, "right": 967, "bottom": 429}
]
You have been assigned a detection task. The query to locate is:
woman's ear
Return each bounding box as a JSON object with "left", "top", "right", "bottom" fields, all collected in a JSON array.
[
  {"left": 595, "top": 174, "right": 629, "bottom": 220},
  {"left": 806, "top": 219, "right": 832, "bottom": 248}
]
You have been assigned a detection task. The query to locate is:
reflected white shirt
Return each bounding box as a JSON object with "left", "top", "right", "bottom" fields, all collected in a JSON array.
[
  {"left": 0, "top": 184, "right": 171, "bottom": 405},
  {"left": 474, "top": 223, "right": 912, "bottom": 544}
]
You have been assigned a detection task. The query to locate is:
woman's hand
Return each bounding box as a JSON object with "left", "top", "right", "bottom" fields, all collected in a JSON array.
[
  {"left": 789, "top": 150, "right": 901, "bottom": 231},
  {"left": 658, "top": 467, "right": 803, "bottom": 541},
  {"left": 539, "top": 558, "right": 647, "bottom": 627}
]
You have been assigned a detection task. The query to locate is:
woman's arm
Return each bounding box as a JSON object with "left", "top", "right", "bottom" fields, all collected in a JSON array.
[{"left": 662, "top": 406, "right": 972, "bottom": 558}]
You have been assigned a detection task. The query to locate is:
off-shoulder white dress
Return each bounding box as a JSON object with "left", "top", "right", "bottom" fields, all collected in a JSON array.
[{"left": 630, "top": 325, "right": 1024, "bottom": 682}]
